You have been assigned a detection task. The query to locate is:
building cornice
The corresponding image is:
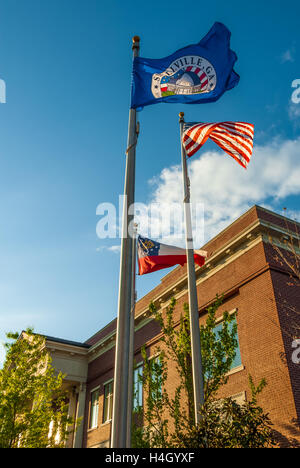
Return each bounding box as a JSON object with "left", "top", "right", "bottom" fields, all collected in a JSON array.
[{"left": 46, "top": 338, "right": 89, "bottom": 358}]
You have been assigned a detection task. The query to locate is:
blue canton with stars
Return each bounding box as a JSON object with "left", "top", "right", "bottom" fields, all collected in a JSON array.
[{"left": 138, "top": 236, "right": 160, "bottom": 258}]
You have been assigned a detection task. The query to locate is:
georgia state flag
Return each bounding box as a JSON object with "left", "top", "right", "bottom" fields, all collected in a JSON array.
[
  {"left": 131, "top": 22, "right": 239, "bottom": 110},
  {"left": 137, "top": 236, "right": 207, "bottom": 275}
]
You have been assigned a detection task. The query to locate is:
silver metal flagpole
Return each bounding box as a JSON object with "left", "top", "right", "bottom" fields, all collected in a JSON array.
[
  {"left": 111, "top": 36, "right": 140, "bottom": 448},
  {"left": 126, "top": 224, "right": 137, "bottom": 448},
  {"left": 179, "top": 112, "right": 205, "bottom": 425}
]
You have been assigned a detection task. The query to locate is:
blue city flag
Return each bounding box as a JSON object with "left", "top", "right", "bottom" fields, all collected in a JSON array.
[{"left": 131, "top": 23, "right": 240, "bottom": 110}]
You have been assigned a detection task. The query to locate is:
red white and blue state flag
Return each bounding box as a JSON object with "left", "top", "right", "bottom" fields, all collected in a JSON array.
[
  {"left": 182, "top": 121, "right": 254, "bottom": 169},
  {"left": 137, "top": 235, "right": 207, "bottom": 276}
]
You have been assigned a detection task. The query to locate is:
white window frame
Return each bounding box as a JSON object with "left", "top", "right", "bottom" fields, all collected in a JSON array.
[
  {"left": 133, "top": 363, "right": 143, "bottom": 411},
  {"left": 103, "top": 379, "right": 114, "bottom": 424},
  {"left": 89, "top": 387, "right": 100, "bottom": 430},
  {"left": 214, "top": 308, "right": 243, "bottom": 372}
]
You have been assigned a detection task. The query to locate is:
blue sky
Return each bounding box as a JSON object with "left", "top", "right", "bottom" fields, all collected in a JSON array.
[{"left": 0, "top": 0, "right": 300, "bottom": 365}]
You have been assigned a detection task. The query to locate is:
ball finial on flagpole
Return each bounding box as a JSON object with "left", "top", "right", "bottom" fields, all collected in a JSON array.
[
  {"left": 132, "top": 36, "right": 140, "bottom": 50},
  {"left": 179, "top": 112, "right": 185, "bottom": 123}
]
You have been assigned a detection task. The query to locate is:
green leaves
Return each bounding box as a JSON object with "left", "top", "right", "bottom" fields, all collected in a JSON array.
[
  {"left": 0, "top": 328, "right": 74, "bottom": 448},
  {"left": 178, "top": 393, "right": 275, "bottom": 448},
  {"left": 131, "top": 296, "right": 275, "bottom": 448},
  {"left": 200, "top": 297, "right": 239, "bottom": 399}
]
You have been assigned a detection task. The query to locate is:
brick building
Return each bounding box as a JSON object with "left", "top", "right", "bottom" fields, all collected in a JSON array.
[{"left": 45, "top": 205, "right": 300, "bottom": 448}]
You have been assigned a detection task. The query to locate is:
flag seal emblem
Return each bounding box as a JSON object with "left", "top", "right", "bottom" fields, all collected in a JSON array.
[{"left": 151, "top": 55, "right": 217, "bottom": 99}]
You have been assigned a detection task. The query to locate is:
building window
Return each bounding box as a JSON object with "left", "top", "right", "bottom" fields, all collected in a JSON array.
[
  {"left": 133, "top": 365, "right": 143, "bottom": 411},
  {"left": 103, "top": 381, "right": 113, "bottom": 423},
  {"left": 48, "top": 419, "right": 61, "bottom": 444},
  {"left": 214, "top": 317, "right": 242, "bottom": 370},
  {"left": 151, "top": 356, "right": 163, "bottom": 400},
  {"left": 89, "top": 388, "right": 99, "bottom": 429}
]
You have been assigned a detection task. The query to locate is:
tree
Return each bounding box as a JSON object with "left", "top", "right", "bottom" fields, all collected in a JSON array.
[
  {"left": 178, "top": 376, "right": 275, "bottom": 448},
  {"left": 0, "top": 328, "right": 75, "bottom": 448},
  {"left": 131, "top": 297, "right": 275, "bottom": 448}
]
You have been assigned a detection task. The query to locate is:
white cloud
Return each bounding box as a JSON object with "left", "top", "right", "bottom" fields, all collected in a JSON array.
[
  {"left": 140, "top": 137, "right": 300, "bottom": 247},
  {"left": 108, "top": 245, "right": 121, "bottom": 254},
  {"left": 96, "top": 245, "right": 121, "bottom": 254},
  {"left": 288, "top": 102, "right": 300, "bottom": 127},
  {"left": 283, "top": 208, "right": 300, "bottom": 222}
]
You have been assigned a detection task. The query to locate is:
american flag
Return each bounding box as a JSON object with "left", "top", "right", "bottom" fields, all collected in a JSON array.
[{"left": 182, "top": 121, "right": 254, "bottom": 169}]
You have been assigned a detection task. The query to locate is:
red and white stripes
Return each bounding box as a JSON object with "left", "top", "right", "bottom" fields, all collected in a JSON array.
[{"left": 182, "top": 121, "right": 254, "bottom": 169}]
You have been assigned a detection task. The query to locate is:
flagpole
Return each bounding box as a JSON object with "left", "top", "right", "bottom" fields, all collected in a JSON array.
[
  {"left": 126, "top": 224, "right": 137, "bottom": 448},
  {"left": 111, "top": 36, "right": 140, "bottom": 448},
  {"left": 179, "top": 111, "right": 204, "bottom": 425}
]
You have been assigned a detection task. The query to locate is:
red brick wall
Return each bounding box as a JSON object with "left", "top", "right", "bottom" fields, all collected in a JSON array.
[{"left": 268, "top": 267, "right": 300, "bottom": 445}]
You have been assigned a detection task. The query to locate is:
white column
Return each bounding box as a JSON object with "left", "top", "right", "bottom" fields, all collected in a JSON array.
[
  {"left": 73, "top": 383, "right": 87, "bottom": 448},
  {"left": 66, "top": 388, "right": 78, "bottom": 448}
]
